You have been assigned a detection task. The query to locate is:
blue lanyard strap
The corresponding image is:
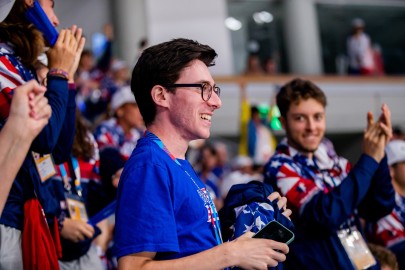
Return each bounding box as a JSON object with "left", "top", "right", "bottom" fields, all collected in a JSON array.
[
  {"left": 145, "top": 131, "right": 223, "bottom": 246},
  {"left": 59, "top": 156, "right": 83, "bottom": 197}
]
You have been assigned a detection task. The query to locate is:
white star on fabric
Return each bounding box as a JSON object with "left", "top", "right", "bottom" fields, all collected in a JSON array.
[
  {"left": 255, "top": 216, "right": 266, "bottom": 229},
  {"left": 271, "top": 160, "right": 281, "bottom": 168},
  {"left": 298, "top": 182, "right": 307, "bottom": 193},
  {"left": 243, "top": 223, "right": 254, "bottom": 233},
  {"left": 243, "top": 209, "right": 251, "bottom": 214},
  {"left": 258, "top": 203, "right": 274, "bottom": 211},
  {"left": 234, "top": 205, "right": 247, "bottom": 217},
  {"left": 306, "top": 159, "right": 315, "bottom": 166}
]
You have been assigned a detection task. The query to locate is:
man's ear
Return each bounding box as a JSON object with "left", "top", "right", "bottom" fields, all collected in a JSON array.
[
  {"left": 116, "top": 107, "right": 124, "bottom": 118},
  {"left": 151, "top": 85, "right": 169, "bottom": 108}
]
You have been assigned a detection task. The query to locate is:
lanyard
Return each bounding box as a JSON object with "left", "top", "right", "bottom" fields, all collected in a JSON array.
[
  {"left": 59, "top": 156, "right": 83, "bottom": 197},
  {"left": 145, "top": 131, "right": 223, "bottom": 246}
]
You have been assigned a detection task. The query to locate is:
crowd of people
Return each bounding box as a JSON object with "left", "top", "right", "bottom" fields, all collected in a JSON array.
[{"left": 0, "top": 1, "right": 404, "bottom": 270}]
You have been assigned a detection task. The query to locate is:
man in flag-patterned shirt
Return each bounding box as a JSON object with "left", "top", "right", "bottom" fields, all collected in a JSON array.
[{"left": 264, "top": 78, "right": 395, "bottom": 270}]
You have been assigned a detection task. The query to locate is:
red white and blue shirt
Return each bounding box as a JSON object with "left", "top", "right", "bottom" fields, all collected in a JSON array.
[
  {"left": 370, "top": 192, "right": 405, "bottom": 248},
  {"left": 264, "top": 138, "right": 351, "bottom": 214},
  {"left": 94, "top": 118, "right": 142, "bottom": 160}
]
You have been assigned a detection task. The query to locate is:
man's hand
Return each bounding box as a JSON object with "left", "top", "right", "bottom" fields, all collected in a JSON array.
[
  {"left": 363, "top": 104, "right": 392, "bottom": 162},
  {"left": 47, "top": 27, "right": 85, "bottom": 82},
  {"left": 60, "top": 218, "right": 95, "bottom": 243},
  {"left": 67, "top": 25, "right": 86, "bottom": 83},
  {"left": 232, "top": 232, "right": 289, "bottom": 269},
  {"left": 8, "top": 80, "right": 51, "bottom": 141},
  {"left": 268, "top": 191, "right": 292, "bottom": 219}
]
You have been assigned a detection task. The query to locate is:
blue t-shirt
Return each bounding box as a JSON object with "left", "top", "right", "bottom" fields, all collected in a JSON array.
[{"left": 114, "top": 134, "right": 218, "bottom": 260}]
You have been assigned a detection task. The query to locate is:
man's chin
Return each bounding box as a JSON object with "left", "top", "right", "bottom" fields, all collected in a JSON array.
[{"left": 298, "top": 144, "right": 319, "bottom": 155}]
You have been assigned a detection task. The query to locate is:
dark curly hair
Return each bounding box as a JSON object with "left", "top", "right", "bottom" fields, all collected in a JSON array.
[{"left": 277, "top": 78, "right": 327, "bottom": 117}]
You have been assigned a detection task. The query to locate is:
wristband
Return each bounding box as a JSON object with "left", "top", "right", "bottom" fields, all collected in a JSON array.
[
  {"left": 68, "top": 83, "right": 77, "bottom": 91},
  {"left": 48, "top": 68, "right": 69, "bottom": 80}
]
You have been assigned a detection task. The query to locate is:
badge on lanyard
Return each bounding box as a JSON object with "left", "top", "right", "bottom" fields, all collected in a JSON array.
[
  {"left": 337, "top": 226, "right": 376, "bottom": 270},
  {"left": 32, "top": 151, "right": 56, "bottom": 182},
  {"left": 65, "top": 193, "right": 88, "bottom": 222}
]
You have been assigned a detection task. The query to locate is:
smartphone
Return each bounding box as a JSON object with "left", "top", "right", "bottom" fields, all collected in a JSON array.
[
  {"left": 252, "top": 220, "right": 295, "bottom": 245},
  {"left": 25, "top": 0, "right": 58, "bottom": 46}
]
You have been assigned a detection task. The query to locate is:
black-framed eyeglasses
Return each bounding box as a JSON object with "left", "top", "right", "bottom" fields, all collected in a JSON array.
[{"left": 165, "top": 83, "right": 221, "bottom": 101}]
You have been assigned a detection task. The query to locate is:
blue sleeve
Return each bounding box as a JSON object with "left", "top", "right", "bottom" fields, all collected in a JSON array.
[
  {"left": 114, "top": 162, "right": 179, "bottom": 259},
  {"left": 357, "top": 155, "right": 395, "bottom": 221},
  {"left": 30, "top": 77, "right": 69, "bottom": 153},
  {"left": 391, "top": 242, "right": 405, "bottom": 270},
  {"left": 51, "top": 89, "right": 77, "bottom": 164},
  {"left": 299, "top": 154, "right": 379, "bottom": 232}
]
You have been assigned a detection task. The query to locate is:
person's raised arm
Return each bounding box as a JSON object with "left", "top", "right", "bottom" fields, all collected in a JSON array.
[
  {"left": 0, "top": 80, "right": 51, "bottom": 214},
  {"left": 302, "top": 108, "right": 390, "bottom": 230},
  {"left": 358, "top": 104, "right": 395, "bottom": 221},
  {"left": 30, "top": 29, "right": 80, "bottom": 153},
  {"left": 268, "top": 108, "right": 390, "bottom": 232},
  {"left": 51, "top": 26, "right": 86, "bottom": 163}
]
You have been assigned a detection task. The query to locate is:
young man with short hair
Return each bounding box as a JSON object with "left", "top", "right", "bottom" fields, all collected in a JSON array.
[
  {"left": 264, "top": 78, "right": 395, "bottom": 270},
  {"left": 114, "top": 38, "right": 290, "bottom": 270}
]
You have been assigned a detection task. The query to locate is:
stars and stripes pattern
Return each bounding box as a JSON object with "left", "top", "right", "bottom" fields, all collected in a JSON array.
[
  {"left": 264, "top": 139, "right": 350, "bottom": 213},
  {"left": 94, "top": 118, "right": 142, "bottom": 160},
  {"left": 232, "top": 201, "right": 276, "bottom": 239},
  {"left": 370, "top": 193, "right": 405, "bottom": 248},
  {"left": 0, "top": 43, "right": 33, "bottom": 127}
]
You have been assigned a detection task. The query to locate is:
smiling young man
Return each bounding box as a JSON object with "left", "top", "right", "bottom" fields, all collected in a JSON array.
[
  {"left": 114, "top": 38, "right": 290, "bottom": 270},
  {"left": 263, "top": 78, "right": 395, "bottom": 270}
]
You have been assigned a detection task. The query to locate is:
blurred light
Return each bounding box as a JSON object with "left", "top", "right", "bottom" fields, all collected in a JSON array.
[
  {"left": 253, "top": 11, "right": 273, "bottom": 24},
  {"left": 247, "top": 40, "right": 260, "bottom": 53},
  {"left": 92, "top": 32, "right": 107, "bottom": 60},
  {"left": 269, "top": 105, "right": 282, "bottom": 131},
  {"left": 225, "top": 17, "right": 242, "bottom": 31}
]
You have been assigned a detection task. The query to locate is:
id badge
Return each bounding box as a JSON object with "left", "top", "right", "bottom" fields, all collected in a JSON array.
[
  {"left": 32, "top": 152, "right": 56, "bottom": 182},
  {"left": 337, "top": 226, "right": 376, "bottom": 270},
  {"left": 65, "top": 193, "right": 88, "bottom": 222}
]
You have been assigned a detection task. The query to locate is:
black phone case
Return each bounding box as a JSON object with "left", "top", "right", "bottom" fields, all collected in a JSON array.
[{"left": 253, "top": 220, "right": 295, "bottom": 244}]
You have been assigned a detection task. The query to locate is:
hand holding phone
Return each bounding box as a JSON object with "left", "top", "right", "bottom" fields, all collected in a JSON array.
[
  {"left": 253, "top": 220, "right": 295, "bottom": 245},
  {"left": 25, "top": 0, "right": 58, "bottom": 46}
]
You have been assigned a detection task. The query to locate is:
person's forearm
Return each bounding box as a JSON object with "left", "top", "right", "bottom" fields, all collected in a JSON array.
[
  {"left": 118, "top": 242, "right": 235, "bottom": 270},
  {"left": 0, "top": 120, "right": 33, "bottom": 215}
]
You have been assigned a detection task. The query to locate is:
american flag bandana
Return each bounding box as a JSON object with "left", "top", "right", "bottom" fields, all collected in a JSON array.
[
  {"left": 0, "top": 43, "right": 35, "bottom": 127},
  {"left": 264, "top": 138, "right": 351, "bottom": 213}
]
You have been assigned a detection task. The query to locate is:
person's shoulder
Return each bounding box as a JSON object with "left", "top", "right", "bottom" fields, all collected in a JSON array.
[
  {"left": 125, "top": 137, "right": 169, "bottom": 168},
  {"left": 266, "top": 153, "right": 294, "bottom": 171}
]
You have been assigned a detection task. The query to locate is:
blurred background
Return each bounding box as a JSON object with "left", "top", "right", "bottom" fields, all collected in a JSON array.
[{"left": 55, "top": 0, "right": 405, "bottom": 163}]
